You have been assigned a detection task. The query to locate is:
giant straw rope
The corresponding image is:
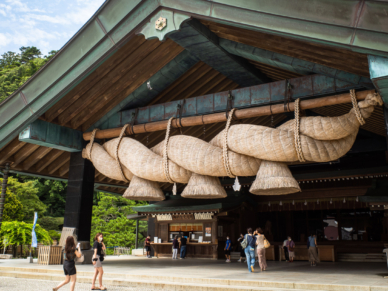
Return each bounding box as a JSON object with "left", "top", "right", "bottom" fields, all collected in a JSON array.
[{"left": 83, "top": 92, "right": 383, "bottom": 200}]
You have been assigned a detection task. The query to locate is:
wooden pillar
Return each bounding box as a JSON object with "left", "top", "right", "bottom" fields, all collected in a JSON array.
[
  {"left": 135, "top": 220, "right": 139, "bottom": 249},
  {"left": 0, "top": 163, "right": 10, "bottom": 231},
  {"left": 63, "top": 151, "right": 95, "bottom": 249}
]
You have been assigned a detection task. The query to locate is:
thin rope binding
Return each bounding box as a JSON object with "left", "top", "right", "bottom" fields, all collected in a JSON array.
[
  {"left": 115, "top": 124, "right": 130, "bottom": 183},
  {"left": 294, "top": 98, "right": 306, "bottom": 163},
  {"left": 163, "top": 117, "right": 176, "bottom": 187},
  {"left": 350, "top": 89, "right": 366, "bottom": 126},
  {"left": 88, "top": 128, "right": 99, "bottom": 160},
  {"left": 222, "top": 108, "right": 236, "bottom": 179}
]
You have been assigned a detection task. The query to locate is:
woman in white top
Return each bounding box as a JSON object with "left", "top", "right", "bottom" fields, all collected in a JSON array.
[{"left": 255, "top": 228, "right": 267, "bottom": 271}]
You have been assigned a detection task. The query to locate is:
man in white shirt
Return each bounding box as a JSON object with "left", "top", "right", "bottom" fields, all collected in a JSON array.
[{"left": 283, "top": 239, "right": 289, "bottom": 262}]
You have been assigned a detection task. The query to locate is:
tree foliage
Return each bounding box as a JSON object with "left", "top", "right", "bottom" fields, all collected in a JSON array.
[
  {"left": 0, "top": 221, "right": 52, "bottom": 248},
  {"left": 90, "top": 194, "right": 148, "bottom": 254},
  {"left": 5, "top": 176, "right": 47, "bottom": 221},
  {"left": 0, "top": 47, "right": 57, "bottom": 102},
  {"left": 2, "top": 188, "right": 24, "bottom": 222}
]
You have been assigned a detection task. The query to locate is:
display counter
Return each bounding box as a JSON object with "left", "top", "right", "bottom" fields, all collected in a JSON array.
[{"left": 151, "top": 242, "right": 218, "bottom": 259}]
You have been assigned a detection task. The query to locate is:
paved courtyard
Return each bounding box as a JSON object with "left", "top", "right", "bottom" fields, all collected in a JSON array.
[{"left": 1, "top": 256, "right": 388, "bottom": 290}]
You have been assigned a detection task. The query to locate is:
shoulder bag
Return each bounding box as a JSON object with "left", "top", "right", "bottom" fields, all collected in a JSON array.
[
  {"left": 75, "top": 249, "right": 84, "bottom": 263},
  {"left": 263, "top": 236, "right": 271, "bottom": 249},
  {"left": 241, "top": 235, "right": 248, "bottom": 249}
]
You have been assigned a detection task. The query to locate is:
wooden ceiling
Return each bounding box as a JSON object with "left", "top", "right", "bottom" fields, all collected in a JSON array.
[{"left": 201, "top": 20, "right": 370, "bottom": 78}]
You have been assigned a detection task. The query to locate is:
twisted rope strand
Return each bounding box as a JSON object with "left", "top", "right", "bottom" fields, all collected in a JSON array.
[
  {"left": 115, "top": 124, "right": 130, "bottom": 183},
  {"left": 163, "top": 117, "right": 175, "bottom": 183},
  {"left": 294, "top": 99, "right": 306, "bottom": 163},
  {"left": 222, "top": 108, "right": 236, "bottom": 178},
  {"left": 350, "top": 89, "right": 366, "bottom": 126},
  {"left": 88, "top": 128, "right": 99, "bottom": 160}
]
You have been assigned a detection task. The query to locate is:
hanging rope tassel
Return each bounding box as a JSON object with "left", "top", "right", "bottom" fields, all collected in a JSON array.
[
  {"left": 115, "top": 124, "right": 130, "bottom": 183},
  {"left": 350, "top": 89, "right": 366, "bottom": 126},
  {"left": 172, "top": 183, "right": 177, "bottom": 195}
]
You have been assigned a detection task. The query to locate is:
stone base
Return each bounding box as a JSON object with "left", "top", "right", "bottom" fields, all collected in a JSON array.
[
  {"left": 75, "top": 249, "right": 94, "bottom": 265},
  {"left": 0, "top": 254, "right": 12, "bottom": 259},
  {"left": 132, "top": 248, "right": 145, "bottom": 256},
  {"left": 27, "top": 256, "right": 33, "bottom": 263}
]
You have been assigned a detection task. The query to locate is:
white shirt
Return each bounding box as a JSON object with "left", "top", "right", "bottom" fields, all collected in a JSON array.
[{"left": 283, "top": 240, "right": 288, "bottom": 247}]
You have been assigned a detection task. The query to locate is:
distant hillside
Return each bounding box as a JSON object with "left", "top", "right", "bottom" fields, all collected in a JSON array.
[{"left": 0, "top": 47, "right": 56, "bottom": 103}]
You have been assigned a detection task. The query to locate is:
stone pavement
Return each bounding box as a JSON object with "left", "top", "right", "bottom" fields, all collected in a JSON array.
[
  {"left": 0, "top": 277, "right": 153, "bottom": 291},
  {"left": 1, "top": 256, "right": 388, "bottom": 290}
]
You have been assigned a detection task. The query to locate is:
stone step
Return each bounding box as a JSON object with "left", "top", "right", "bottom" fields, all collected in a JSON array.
[
  {"left": 0, "top": 267, "right": 387, "bottom": 291},
  {"left": 0, "top": 270, "right": 323, "bottom": 291},
  {"left": 337, "top": 253, "right": 386, "bottom": 263}
]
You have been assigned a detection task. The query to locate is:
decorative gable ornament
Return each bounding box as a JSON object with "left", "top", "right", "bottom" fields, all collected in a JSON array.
[{"left": 155, "top": 17, "right": 167, "bottom": 31}]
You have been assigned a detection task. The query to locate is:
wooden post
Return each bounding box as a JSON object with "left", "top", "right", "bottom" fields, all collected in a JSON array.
[
  {"left": 83, "top": 90, "right": 375, "bottom": 141},
  {"left": 0, "top": 163, "right": 10, "bottom": 231},
  {"left": 135, "top": 220, "right": 139, "bottom": 249}
]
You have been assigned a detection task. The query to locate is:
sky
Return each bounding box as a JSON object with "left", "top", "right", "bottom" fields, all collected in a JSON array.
[{"left": 0, "top": 0, "right": 105, "bottom": 56}]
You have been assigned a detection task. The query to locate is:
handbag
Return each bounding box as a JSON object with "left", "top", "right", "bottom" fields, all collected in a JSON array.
[
  {"left": 263, "top": 236, "right": 271, "bottom": 249},
  {"left": 75, "top": 249, "right": 84, "bottom": 263},
  {"left": 241, "top": 235, "right": 248, "bottom": 249}
]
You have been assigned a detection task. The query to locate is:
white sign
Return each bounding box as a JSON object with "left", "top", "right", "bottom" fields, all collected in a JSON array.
[
  {"left": 157, "top": 214, "right": 172, "bottom": 221},
  {"left": 154, "top": 237, "right": 158, "bottom": 243},
  {"left": 194, "top": 213, "right": 213, "bottom": 220},
  {"left": 198, "top": 236, "right": 203, "bottom": 243}
]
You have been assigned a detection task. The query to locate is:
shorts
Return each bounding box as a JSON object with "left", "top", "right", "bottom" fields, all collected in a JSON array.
[
  {"left": 93, "top": 255, "right": 102, "bottom": 268},
  {"left": 63, "top": 260, "right": 76, "bottom": 276},
  {"left": 224, "top": 249, "right": 231, "bottom": 255},
  {"left": 145, "top": 246, "right": 151, "bottom": 252}
]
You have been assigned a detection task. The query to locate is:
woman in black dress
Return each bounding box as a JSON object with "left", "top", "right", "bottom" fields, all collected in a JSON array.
[
  {"left": 91, "top": 232, "right": 107, "bottom": 290},
  {"left": 53, "top": 236, "right": 81, "bottom": 291}
]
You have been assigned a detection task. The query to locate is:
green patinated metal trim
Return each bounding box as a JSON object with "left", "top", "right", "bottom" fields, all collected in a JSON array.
[
  {"left": 368, "top": 55, "right": 388, "bottom": 104},
  {"left": 19, "top": 119, "right": 83, "bottom": 152},
  {"left": 132, "top": 202, "right": 223, "bottom": 213},
  {"left": 2, "top": 0, "right": 388, "bottom": 149},
  {"left": 221, "top": 39, "right": 372, "bottom": 86}
]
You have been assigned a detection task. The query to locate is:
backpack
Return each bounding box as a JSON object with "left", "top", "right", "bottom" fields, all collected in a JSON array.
[{"left": 241, "top": 235, "right": 248, "bottom": 249}]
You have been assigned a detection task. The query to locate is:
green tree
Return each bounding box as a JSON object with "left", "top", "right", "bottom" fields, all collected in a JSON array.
[
  {"left": 2, "top": 188, "right": 23, "bottom": 222},
  {"left": 6, "top": 176, "right": 47, "bottom": 220},
  {"left": 19, "top": 46, "right": 42, "bottom": 64},
  {"left": 90, "top": 194, "right": 147, "bottom": 254},
  {"left": 0, "top": 221, "right": 52, "bottom": 249}
]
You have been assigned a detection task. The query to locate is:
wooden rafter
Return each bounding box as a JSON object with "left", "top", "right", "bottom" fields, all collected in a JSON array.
[
  {"left": 22, "top": 146, "right": 53, "bottom": 170},
  {"left": 0, "top": 138, "right": 25, "bottom": 165}
]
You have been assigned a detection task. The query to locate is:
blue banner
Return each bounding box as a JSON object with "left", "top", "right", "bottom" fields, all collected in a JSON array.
[{"left": 31, "top": 212, "right": 38, "bottom": 248}]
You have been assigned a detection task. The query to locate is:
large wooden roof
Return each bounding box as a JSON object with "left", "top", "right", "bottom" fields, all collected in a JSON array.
[{"left": 1, "top": 0, "right": 387, "bottom": 196}]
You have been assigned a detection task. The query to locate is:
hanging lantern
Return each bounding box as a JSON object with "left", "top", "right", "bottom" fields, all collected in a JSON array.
[
  {"left": 356, "top": 196, "right": 359, "bottom": 202},
  {"left": 304, "top": 200, "right": 307, "bottom": 206},
  {"left": 317, "top": 199, "right": 319, "bottom": 204},
  {"left": 292, "top": 200, "right": 295, "bottom": 205},
  {"left": 330, "top": 198, "right": 333, "bottom": 204},
  {"left": 280, "top": 201, "right": 283, "bottom": 206},
  {"left": 343, "top": 198, "right": 346, "bottom": 203}
]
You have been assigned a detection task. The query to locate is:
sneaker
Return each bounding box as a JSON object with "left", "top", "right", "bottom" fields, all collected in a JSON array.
[
  {"left": 244, "top": 260, "right": 247, "bottom": 263},
  {"left": 226, "top": 260, "right": 231, "bottom": 263},
  {"left": 251, "top": 266, "right": 254, "bottom": 272},
  {"left": 237, "top": 259, "right": 241, "bottom": 262}
]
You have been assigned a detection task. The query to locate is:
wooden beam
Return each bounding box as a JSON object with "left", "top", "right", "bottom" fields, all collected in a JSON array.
[
  {"left": 368, "top": 55, "right": 388, "bottom": 104},
  {"left": 0, "top": 138, "right": 25, "bottom": 165},
  {"left": 33, "top": 149, "right": 63, "bottom": 172},
  {"left": 22, "top": 147, "right": 53, "bottom": 170},
  {"left": 47, "top": 152, "right": 71, "bottom": 175},
  {"left": 168, "top": 19, "right": 270, "bottom": 86},
  {"left": 84, "top": 89, "right": 376, "bottom": 141},
  {"left": 59, "top": 162, "right": 70, "bottom": 177},
  {"left": 11, "top": 144, "right": 40, "bottom": 167}
]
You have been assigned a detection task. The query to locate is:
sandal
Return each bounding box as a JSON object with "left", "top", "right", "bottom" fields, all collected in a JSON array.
[{"left": 99, "top": 287, "right": 107, "bottom": 290}]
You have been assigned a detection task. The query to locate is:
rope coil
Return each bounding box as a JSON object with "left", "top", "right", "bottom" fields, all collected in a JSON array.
[
  {"left": 222, "top": 108, "right": 236, "bottom": 178},
  {"left": 115, "top": 124, "right": 130, "bottom": 183},
  {"left": 350, "top": 89, "right": 366, "bottom": 126},
  {"left": 88, "top": 128, "right": 99, "bottom": 160},
  {"left": 163, "top": 117, "right": 175, "bottom": 184},
  {"left": 294, "top": 99, "right": 306, "bottom": 163}
]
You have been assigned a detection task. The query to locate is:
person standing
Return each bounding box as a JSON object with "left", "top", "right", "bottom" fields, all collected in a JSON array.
[
  {"left": 286, "top": 236, "right": 295, "bottom": 262},
  {"left": 144, "top": 235, "right": 151, "bottom": 258},
  {"left": 308, "top": 233, "right": 319, "bottom": 266},
  {"left": 237, "top": 234, "right": 246, "bottom": 263},
  {"left": 256, "top": 228, "right": 267, "bottom": 272},
  {"left": 179, "top": 236, "right": 187, "bottom": 259},
  {"left": 224, "top": 236, "right": 232, "bottom": 263},
  {"left": 53, "top": 236, "right": 81, "bottom": 291},
  {"left": 244, "top": 228, "right": 256, "bottom": 273},
  {"left": 91, "top": 233, "right": 107, "bottom": 290},
  {"left": 283, "top": 238, "right": 289, "bottom": 262},
  {"left": 172, "top": 236, "right": 179, "bottom": 259}
]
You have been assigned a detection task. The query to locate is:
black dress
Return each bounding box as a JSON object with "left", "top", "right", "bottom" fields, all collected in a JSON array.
[{"left": 63, "top": 250, "right": 76, "bottom": 276}]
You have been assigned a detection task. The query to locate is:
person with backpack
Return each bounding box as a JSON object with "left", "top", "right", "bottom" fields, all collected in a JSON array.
[
  {"left": 237, "top": 234, "right": 246, "bottom": 263},
  {"left": 242, "top": 228, "right": 256, "bottom": 273}
]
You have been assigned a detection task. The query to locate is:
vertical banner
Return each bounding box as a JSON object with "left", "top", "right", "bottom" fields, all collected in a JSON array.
[{"left": 31, "top": 212, "right": 38, "bottom": 248}]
